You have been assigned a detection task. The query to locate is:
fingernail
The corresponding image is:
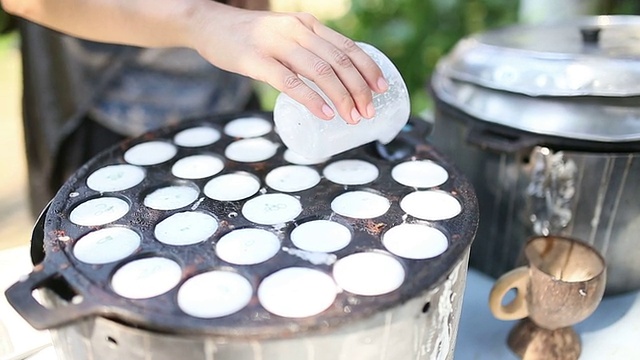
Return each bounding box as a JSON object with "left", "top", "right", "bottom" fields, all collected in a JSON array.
[
  {"left": 366, "top": 102, "right": 375, "bottom": 119},
  {"left": 322, "top": 104, "right": 335, "bottom": 119},
  {"left": 351, "top": 108, "right": 362, "bottom": 124},
  {"left": 377, "top": 77, "right": 389, "bottom": 92}
]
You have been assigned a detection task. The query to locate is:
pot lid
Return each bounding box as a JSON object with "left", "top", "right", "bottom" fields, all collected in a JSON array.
[
  {"left": 436, "top": 15, "right": 640, "bottom": 97},
  {"left": 431, "top": 72, "right": 640, "bottom": 143}
]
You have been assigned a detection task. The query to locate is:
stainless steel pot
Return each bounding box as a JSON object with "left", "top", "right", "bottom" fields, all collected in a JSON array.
[{"left": 430, "top": 15, "right": 640, "bottom": 295}]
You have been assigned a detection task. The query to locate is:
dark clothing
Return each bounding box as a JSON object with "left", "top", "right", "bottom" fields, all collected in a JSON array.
[{"left": 18, "top": 20, "right": 256, "bottom": 217}]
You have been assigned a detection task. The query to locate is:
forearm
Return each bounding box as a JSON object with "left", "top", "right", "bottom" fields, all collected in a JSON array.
[
  {"left": 1, "top": 0, "right": 221, "bottom": 48},
  {"left": 3, "top": 0, "right": 388, "bottom": 123}
]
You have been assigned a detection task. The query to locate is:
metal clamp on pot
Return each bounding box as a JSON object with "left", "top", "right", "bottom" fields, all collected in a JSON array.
[{"left": 430, "top": 15, "right": 640, "bottom": 295}]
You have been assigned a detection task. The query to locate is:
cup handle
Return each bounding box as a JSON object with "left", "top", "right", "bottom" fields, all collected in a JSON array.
[{"left": 489, "top": 266, "right": 530, "bottom": 320}]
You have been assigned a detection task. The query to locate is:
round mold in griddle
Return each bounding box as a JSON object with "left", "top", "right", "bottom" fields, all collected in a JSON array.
[
  {"left": 123, "top": 141, "right": 177, "bottom": 166},
  {"left": 29, "top": 111, "right": 478, "bottom": 338},
  {"left": 241, "top": 193, "right": 303, "bottom": 225},
  {"left": 323, "top": 159, "right": 379, "bottom": 185},
  {"left": 223, "top": 116, "right": 273, "bottom": 138},
  {"left": 143, "top": 183, "right": 200, "bottom": 211},
  {"left": 154, "top": 211, "right": 218, "bottom": 246},
  {"left": 215, "top": 228, "right": 281, "bottom": 265},
  {"left": 111, "top": 256, "right": 182, "bottom": 300},
  {"left": 224, "top": 137, "right": 279, "bottom": 163},
  {"left": 173, "top": 126, "right": 221, "bottom": 147},
  {"left": 391, "top": 160, "right": 449, "bottom": 188},
  {"left": 257, "top": 267, "right": 338, "bottom": 318},
  {"left": 290, "top": 219, "right": 352, "bottom": 253},
  {"left": 86, "top": 164, "right": 146, "bottom": 192},
  {"left": 177, "top": 270, "right": 253, "bottom": 318},
  {"left": 73, "top": 227, "right": 141, "bottom": 264},
  {"left": 400, "top": 190, "right": 462, "bottom": 221},
  {"left": 171, "top": 154, "right": 225, "bottom": 180},
  {"left": 203, "top": 172, "right": 261, "bottom": 201},
  {"left": 382, "top": 223, "right": 449, "bottom": 260},
  {"left": 330, "top": 190, "right": 391, "bottom": 219},
  {"left": 332, "top": 251, "right": 406, "bottom": 296},
  {"left": 69, "top": 196, "right": 130, "bottom": 226},
  {"left": 265, "top": 165, "right": 321, "bottom": 193}
]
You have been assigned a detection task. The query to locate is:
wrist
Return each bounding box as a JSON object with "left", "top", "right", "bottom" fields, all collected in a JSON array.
[{"left": 180, "top": 0, "right": 232, "bottom": 51}]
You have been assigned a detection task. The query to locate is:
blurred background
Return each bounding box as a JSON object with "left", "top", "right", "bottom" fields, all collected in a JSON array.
[{"left": 0, "top": 0, "right": 638, "bottom": 250}]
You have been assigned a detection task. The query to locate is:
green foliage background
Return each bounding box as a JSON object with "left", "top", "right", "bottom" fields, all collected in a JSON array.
[
  {"left": 328, "top": 0, "right": 640, "bottom": 114},
  {"left": 328, "top": 0, "right": 519, "bottom": 113},
  {"left": 2, "top": 0, "right": 639, "bottom": 113}
]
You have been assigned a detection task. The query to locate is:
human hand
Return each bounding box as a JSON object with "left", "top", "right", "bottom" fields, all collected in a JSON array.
[{"left": 191, "top": 5, "right": 389, "bottom": 124}]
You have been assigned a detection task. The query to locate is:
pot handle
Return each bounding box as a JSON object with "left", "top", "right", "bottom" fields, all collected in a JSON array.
[
  {"left": 466, "top": 126, "right": 539, "bottom": 153},
  {"left": 4, "top": 264, "right": 101, "bottom": 330}
]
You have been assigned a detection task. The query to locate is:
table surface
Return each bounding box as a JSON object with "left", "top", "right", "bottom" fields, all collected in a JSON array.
[{"left": 1, "top": 245, "right": 638, "bottom": 360}]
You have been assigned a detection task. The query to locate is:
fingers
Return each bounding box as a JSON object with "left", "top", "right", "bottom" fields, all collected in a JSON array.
[
  {"left": 307, "top": 18, "right": 388, "bottom": 94},
  {"left": 275, "top": 43, "right": 366, "bottom": 124},
  {"left": 234, "top": 12, "right": 390, "bottom": 125},
  {"left": 257, "top": 57, "right": 337, "bottom": 121},
  {"left": 294, "top": 32, "right": 375, "bottom": 121},
  {"left": 291, "top": 14, "right": 389, "bottom": 122}
]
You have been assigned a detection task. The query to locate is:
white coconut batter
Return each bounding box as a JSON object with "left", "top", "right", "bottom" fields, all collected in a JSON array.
[
  {"left": 177, "top": 271, "right": 253, "bottom": 318},
  {"left": 265, "top": 165, "right": 321, "bottom": 193},
  {"left": 290, "top": 220, "right": 351, "bottom": 253},
  {"left": 86, "top": 164, "right": 145, "bottom": 192},
  {"left": 154, "top": 211, "right": 218, "bottom": 246},
  {"left": 225, "top": 138, "right": 279, "bottom": 163},
  {"left": 224, "top": 116, "right": 272, "bottom": 138},
  {"left": 111, "top": 257, "right": 182, "bottom": 299},
  {"left": 382, "top": 223, "right": 448, "bottom": 259},
  {"left": 330, "top": 191, "right": 390, "bottom": 219},
  {"left": 124, "top": 141, "right": 177, "bottom": 166},
  {"left": 257, "top": 267, "right": 337, "bottom": 318},
  {"left": 391, "top": 160, "right": 449, "bottom": 188},
  {"left": 333, "top": 252, "right": 405, "bottom": 296},
  {"left": 171, "top": 154, "right": 225, "bottom": 179},
  {"left": 73, "top": 227, "right": 140, "bottom": 264},
  {"left": 323, "top": 159, "right": 379, "bottom": 185},
  {"left": 242, "top": 193, "right": 302, "bottom": 225},
  {"left": 400, "top": 190, "right": 462, "bottom": 220},
  {"left": 215, "top": 228, "right": 280, "bottom": 265},
  {"left": 69, "top": 197, "right": 130, "bottom": 226},
  {"left": 203, "top": 173, "right": 261, "bottom": 201},
  {"left": 143, "top": 185, "right": 199, "bottom": 210},
  {"left": 173, "top": 126, "right": 221, "bottom": 147}
]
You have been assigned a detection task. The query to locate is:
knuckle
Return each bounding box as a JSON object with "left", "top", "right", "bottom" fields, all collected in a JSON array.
[
  {"left": 313, "top": 60, "right": 333, "bottom": 77},
  {"left": 303, "top": 89, "right": 322, "bottom": 103},
  {"left": 296, "top": 12, "right": 318, "bottom": 25},
  {"left": 332, "top": 49, "right": 352, "bottom": 68},
  {"left": 282, "top": 75, "right": 303, "bottom": 90},
  {"left": 342, "top": 38, "right": 358, "bottom": 53},
  {"left": 277, "top": 15, "right": 305, "bottom": 32}
]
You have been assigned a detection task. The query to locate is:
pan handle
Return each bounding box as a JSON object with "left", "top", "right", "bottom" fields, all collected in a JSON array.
[
  {"left": 4, "top": 264, "right": 102, "bottom": 330},
  {"left": 465, "top": 126, "right": 540, "bottom": 153}
]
